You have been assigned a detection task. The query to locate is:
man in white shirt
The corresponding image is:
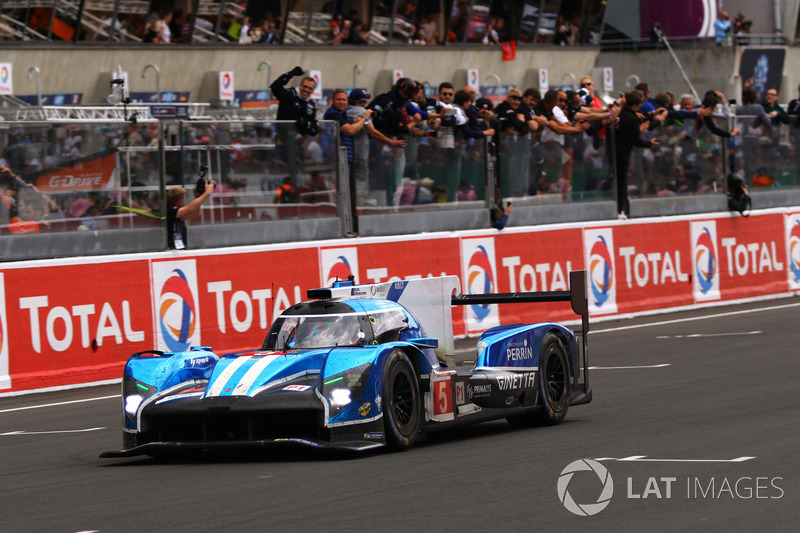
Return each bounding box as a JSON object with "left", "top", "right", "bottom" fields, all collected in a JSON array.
[{"left": 539, "top": 89, "right": 589, "bottom": 190}]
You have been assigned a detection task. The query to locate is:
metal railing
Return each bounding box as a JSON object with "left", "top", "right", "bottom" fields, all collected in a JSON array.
[{"left": 1, "top": 111, "right": 799, "bottom": 261}]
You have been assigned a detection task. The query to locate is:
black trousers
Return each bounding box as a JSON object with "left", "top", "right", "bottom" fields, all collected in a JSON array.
[{"left": 615, "top": 150, "right": 630, "bottom": 216}]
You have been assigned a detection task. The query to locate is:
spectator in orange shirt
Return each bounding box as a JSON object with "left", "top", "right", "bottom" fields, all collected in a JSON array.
[{"left": 751, "top": 167, "right": 775, "bottom": 188}]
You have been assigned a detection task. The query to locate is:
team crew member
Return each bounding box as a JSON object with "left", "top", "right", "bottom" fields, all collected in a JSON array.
[
  {"left": 614, "top": 90, "right": 659, "bottom": 220},
  {"left": 271, "top": 66, "right": 319, "bottom": 185},
  {"left": 271, "top": 66, "right": 320, "bottom": 137},
  {"left": 166, "top": 179, "right": 214, "bottom": 249}
]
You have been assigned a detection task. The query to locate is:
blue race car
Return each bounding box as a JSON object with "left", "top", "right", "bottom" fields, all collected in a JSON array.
[{"left": 101, "top": 271, "right": 591, "bottom": 457}]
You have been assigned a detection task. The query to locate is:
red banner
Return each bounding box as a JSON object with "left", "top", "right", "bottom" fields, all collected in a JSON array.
[
  {"left": 0, "top": 210, "right": 794, "bottom": 394},
  {"left": 34, "top": 152, "right": 117, "bottom": 192}
]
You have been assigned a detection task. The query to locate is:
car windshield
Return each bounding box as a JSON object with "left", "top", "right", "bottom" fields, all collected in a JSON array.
[{"left": 262, "top": 314, "right": 368, "bottom": 350}]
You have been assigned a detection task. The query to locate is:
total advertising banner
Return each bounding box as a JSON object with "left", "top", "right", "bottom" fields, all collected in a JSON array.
[
  {"left": 493, "top": 227, "right": 584, "bottom": 325},
  {"left": 219, "top": 71, "right": 235, "bottom": 101},
  {"left": 3, "top": 260, "right": 152, "bottom": 391},
  {"left": 0, "top": 210, "right": 793, "bottom": 394},
  {"left": 0, "top": 63, "right": 12, "bottom": 95}
]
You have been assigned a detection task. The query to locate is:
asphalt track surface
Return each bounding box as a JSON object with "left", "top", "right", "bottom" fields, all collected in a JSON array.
[{"left": 1, "top": 297, "right": 799, "bottom": 532}]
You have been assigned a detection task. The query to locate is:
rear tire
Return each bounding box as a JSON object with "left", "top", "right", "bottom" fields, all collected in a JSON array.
[
  {"left": 507, "top": 332, "right": 570, "bottom": 427},
  {"left": 382, "top": 349, "right": 421, "bottom": 450}
]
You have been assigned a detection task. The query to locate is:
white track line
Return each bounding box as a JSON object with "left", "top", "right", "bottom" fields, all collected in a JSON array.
[
  {"left": 589, "top": 364, "right": 671, "bottom": 370},
  {"left": 1, "top": 427, "right": 106, "bottom": 436},
  {"left": 592, "top": 302, "right": 800, "bottom": 334},
  {"left": 0, "top": 395, "right": 118, "bottom": 414}
]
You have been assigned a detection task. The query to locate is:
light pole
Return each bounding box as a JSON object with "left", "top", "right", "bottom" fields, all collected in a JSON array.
[
  {"left": 484, "top": 74, "right": 501, "bottom": 97},
  {"left": 27, "top": 67, "right": 41, "bottom": 106},
  {"left": 142, "top": 64, "right": 160, "bottom": 103},
  {"left": 560, "top": 72, "right": 576, "bottom": 91},
  {"left": 625, "top": 74, "right": 641, "bottom": 90},
  {"left": 258, "top": 60, "right": 272, "bottom": 108}
]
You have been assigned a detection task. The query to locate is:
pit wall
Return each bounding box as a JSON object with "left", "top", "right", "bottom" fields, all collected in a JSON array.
[{"left": 1, "top": 207, "right": 799, "bottom": 395}]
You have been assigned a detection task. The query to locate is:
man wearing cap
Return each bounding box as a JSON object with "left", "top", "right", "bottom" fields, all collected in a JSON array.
[
  {"left": 367, "top": 78, "right": 421, "bottom": 203},
  {"left": 347, "top": 88, "right": 406, "bottom": 208},
  {"left": 367, "top": 77, "right": 419, "bottom": 138}
]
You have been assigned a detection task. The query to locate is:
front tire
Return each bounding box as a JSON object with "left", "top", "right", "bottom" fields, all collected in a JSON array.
[{"left": 382, "top": 349, "right": 421, "bottom": 450}]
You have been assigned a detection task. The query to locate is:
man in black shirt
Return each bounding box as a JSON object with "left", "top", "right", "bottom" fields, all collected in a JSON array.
[
  {"left": 271, "top": 66, "right": 319, "bottom": 186},
  {"left": 366, "top": 77, "right": 418, "bottom": 138},
  {"left": 271, "top": 66, "right": 319, "bottom": 136},
  {"left": 614, "top": 90, "right": 659, "bottom": 219}
]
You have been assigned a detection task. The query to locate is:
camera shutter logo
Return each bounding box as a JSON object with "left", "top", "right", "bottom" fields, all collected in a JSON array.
[{"left": 558, "top": 459, "right": 614, "bottom": 516}]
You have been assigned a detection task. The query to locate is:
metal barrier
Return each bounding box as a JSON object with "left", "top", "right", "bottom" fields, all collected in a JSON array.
[{"left": 2, "top": 112, "right": 799, "bottom": 262}]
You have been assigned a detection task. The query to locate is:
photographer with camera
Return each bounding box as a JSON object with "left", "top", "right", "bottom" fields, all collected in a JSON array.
[{"left": 165, "top": 166, "right": 215, "bottom": 250}]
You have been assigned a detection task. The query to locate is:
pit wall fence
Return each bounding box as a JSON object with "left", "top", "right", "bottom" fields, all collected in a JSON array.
[{"left": 1, "top": 207, "right": 799, "bottom": 395}]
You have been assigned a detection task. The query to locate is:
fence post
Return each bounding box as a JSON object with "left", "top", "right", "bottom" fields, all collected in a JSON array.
[{"left": 336, "top": 145, "right": 354, "bottom": 236}]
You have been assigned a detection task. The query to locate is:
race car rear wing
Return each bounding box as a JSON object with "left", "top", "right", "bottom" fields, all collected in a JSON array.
[{"left": 451, "top": 270, "right": 590, "bottom": 402}]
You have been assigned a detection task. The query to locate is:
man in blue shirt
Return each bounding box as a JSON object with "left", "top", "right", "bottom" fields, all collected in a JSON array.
[{"left": 715, "top": 11, "right": 732, "bottom": 45}]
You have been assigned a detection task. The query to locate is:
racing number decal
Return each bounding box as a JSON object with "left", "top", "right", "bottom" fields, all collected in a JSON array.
[
  {"left": 429, "top": 373, "right": 455, "bottom": 421},
  {"left": 434, "top": 380, "right": 453, "bottom": 416}
]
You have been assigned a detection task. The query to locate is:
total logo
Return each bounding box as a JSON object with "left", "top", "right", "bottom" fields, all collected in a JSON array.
[
  {"left": 0, "top": 65, "right": 8, "bottom": 84},
  {"left": 788, "top": 216, "right": 800, "bottom": 289},
  {"left": 221, "top": 72, "right": 232, "bottom": 89},
  {"left": 461, "top": 237, "right": 499, "bottom": 331},
  {"left": 691, "top": 221, "right": 720, "bottom": 302},
  {"left": 320, "top": 247, "right": 359, "bottom": 287},
  {"left": 152, "top": 261, "right": 201, "bottom": 352},
  {"left": 466, "top": 245, "right": 494, "bottom": 321},
  {"left": 583, "top": 229, "right": 617, "bottom": 314},
  {"left": 695, "top": 229, "right": 716, "bottom": 293}
]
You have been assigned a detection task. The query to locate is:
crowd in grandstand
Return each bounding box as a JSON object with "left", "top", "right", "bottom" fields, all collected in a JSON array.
[{"left": 1, "top": 63, "right": 798, "bottom": 238}]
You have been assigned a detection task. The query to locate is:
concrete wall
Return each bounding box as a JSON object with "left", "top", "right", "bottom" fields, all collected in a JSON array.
[
  {"left": 596, "top": 46, "right": 739, "bottom": 102},
  {"left": 3, "top": 46, "right": 601, "bottom": 103},
  {"left": 9, "top": 43, "right": 800, "bottom": 107}
]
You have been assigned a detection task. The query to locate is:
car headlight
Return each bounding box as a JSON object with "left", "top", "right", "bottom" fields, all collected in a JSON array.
[
  {"left": 320, "top": 363, "right": 372, "bottom": 417},
  {"left": 122, "top": 374, "right": 157, "bottom": 425}
]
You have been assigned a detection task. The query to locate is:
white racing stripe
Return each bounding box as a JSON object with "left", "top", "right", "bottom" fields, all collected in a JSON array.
[
  {"left": 232, "top": 355, "right": 280, "bottom": 396},
  {"left": 206, "top": 356, "right": 250, "bottom": 397}
]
